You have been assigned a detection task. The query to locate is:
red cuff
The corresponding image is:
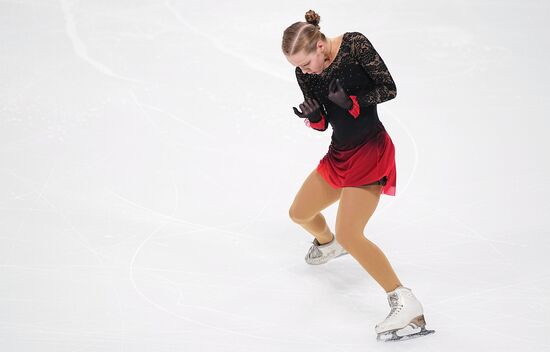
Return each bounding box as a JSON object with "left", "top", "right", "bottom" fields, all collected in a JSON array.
[
  {"left": 304, "top": 113, "right": 326, "bottom": 129},
  {"left": 348, "top": 95, "right": 360, "bottom": 119}
]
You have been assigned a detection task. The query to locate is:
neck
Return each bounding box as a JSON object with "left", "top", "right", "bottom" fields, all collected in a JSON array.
[{"left": 324, "top": 38, "right": 334, "bottom": 68}]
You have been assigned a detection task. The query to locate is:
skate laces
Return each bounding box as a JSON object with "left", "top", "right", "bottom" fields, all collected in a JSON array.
[{"left": 385, "top": 293, "right": 403, "bottom": 319}]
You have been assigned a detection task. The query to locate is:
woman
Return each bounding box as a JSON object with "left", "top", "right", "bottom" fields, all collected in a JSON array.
[{"left": 281, "top": 10, "right": 435, "bottom": 342}]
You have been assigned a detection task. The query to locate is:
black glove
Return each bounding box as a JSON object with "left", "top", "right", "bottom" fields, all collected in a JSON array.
[
  {"left": 328, "top": 78, "right": 353, "bottom": 110},
  {"left": 293, "top": 98, "right": 324, "bottom": 123}
]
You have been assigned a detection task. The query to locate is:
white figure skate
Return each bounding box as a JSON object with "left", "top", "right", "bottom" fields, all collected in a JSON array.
[
  {"left": 305, "top": 233, "right": 348, "bottom": 265},
  {"left": 375, "top": 286, "right": 435, "bottom": 342}
]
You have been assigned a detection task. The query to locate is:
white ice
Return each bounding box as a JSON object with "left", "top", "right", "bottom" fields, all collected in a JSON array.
[{"left": 1, "top": 0, "right": 549, "bottom": 351}]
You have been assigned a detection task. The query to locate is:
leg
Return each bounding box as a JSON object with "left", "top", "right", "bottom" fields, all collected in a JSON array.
[
  {"left": 289, "top": 168, "right": 343, "bottom": 245},
  {"left": 335, "top": 184, "right": 402, "bottom": 293}
]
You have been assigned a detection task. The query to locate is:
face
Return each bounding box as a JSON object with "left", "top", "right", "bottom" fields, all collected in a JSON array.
[{"left": 286, "top": 40, "right": 328, "bottom": 75}]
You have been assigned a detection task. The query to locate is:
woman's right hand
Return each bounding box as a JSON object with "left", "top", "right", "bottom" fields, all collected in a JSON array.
[{"left": 293, "top": 98, "right": 324, "bottom": 123}]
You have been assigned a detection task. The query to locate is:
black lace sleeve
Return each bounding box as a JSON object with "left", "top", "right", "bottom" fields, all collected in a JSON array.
[
  {"left": 349, "top": 32, "right": 397, "bottom": 106},
  {"left": 295, "top": 67, "right": 329, "bottom": 131}
]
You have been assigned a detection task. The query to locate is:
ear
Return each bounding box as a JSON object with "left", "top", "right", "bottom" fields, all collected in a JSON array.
[{"left": 317, "top": 39, "right": 326, "bottom": 52}]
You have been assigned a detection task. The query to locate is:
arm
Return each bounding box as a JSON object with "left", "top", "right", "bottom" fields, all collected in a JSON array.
[
  {"left": 347, "top": 32, "right": 397, "bottom": 118},
  {"left": 295, "top": 68, "right": 329, "bottom": 131}
]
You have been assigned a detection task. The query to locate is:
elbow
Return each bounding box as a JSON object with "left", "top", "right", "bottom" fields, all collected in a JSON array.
[
  {"left": 376, "top": 83, "right": 397, "bottom": 103},
  {"left": 390, "top": 84, "right": 397, "bottom": 100}
]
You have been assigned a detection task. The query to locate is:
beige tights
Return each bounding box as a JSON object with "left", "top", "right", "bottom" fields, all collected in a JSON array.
[{"left": 290, "top": 169, "right": 402, "bottom": 293}]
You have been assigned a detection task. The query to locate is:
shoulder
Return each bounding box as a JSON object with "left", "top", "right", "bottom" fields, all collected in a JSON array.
[
  {"left": 346, "top": 31, "right": 371, "bottom": 44},
  {"left": 346, "top": 32, "right": 375, "bottom": 57},
  {"left": 295, "top": 67, "right": 310, "bottom": 86},
  {"left": 295, "top": 66, "right": 307, "bottom": 80}
]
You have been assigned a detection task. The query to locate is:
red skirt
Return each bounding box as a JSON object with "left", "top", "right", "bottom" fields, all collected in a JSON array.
[{"left": 316, "top": 130, "right": 397, "bottom": 196}]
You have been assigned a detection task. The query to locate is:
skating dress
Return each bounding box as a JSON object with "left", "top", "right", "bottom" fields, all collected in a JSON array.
[{"left": 295, "top": 31, "right": 397, "bottom": 196}]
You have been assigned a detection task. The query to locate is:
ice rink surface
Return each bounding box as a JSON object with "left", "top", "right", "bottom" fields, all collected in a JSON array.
[{"left": 1, "top": 0, "right": 549, "bottom": 350}]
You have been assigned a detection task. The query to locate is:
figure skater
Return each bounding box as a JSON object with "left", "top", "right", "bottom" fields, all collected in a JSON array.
[{"left": 281, "top": 9, "right": 435, "bottom": 342}]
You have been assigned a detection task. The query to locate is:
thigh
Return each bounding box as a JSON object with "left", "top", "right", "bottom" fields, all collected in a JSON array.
[
  {"left": 335, "top": 185, "right": 382, "bottom": 238},
  {"left": 289, "top": 168, "right": 343, "bottom": 222}
]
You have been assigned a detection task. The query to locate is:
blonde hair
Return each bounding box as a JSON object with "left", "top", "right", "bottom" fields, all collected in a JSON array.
[{"left": 281, "top": 10, "right": 327, "bottom": 56}]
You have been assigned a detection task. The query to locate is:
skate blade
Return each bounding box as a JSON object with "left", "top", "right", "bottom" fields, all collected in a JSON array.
[{"left": 377, "top": 326, "right": 435, "bottom": 342}]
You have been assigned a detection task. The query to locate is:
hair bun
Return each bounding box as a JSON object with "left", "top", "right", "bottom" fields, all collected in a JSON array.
[{"left": 304, "top": 10, "right": 321, "bottom": 29}]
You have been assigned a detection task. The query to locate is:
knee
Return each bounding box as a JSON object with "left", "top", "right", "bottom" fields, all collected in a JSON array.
[
  {"left": 334, "top": 229, "right": 360, "bottom": 249},
  {"left": 288, "top": 206, "right": 314, "bottom": 224}
]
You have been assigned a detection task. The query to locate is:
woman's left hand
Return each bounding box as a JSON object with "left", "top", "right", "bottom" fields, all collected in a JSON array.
[{"left": 328, "top": 78, "right": 353, "bottom": 110}]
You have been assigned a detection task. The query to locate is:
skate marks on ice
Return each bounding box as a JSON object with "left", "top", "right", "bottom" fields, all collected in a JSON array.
[{"left": 59, "top": 0, "right": 141, "bottom": 84}]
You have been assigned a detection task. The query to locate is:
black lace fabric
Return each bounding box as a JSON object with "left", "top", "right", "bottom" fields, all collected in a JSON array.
[
  {"left": 348, "top": 32, "right": 397, "bottom": 107},
  {"left": 294, "top": 31, "right": 397, "bottom": 149},
  {"left": 295, "top": 66, "right": 329, "bottom": 130}
]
